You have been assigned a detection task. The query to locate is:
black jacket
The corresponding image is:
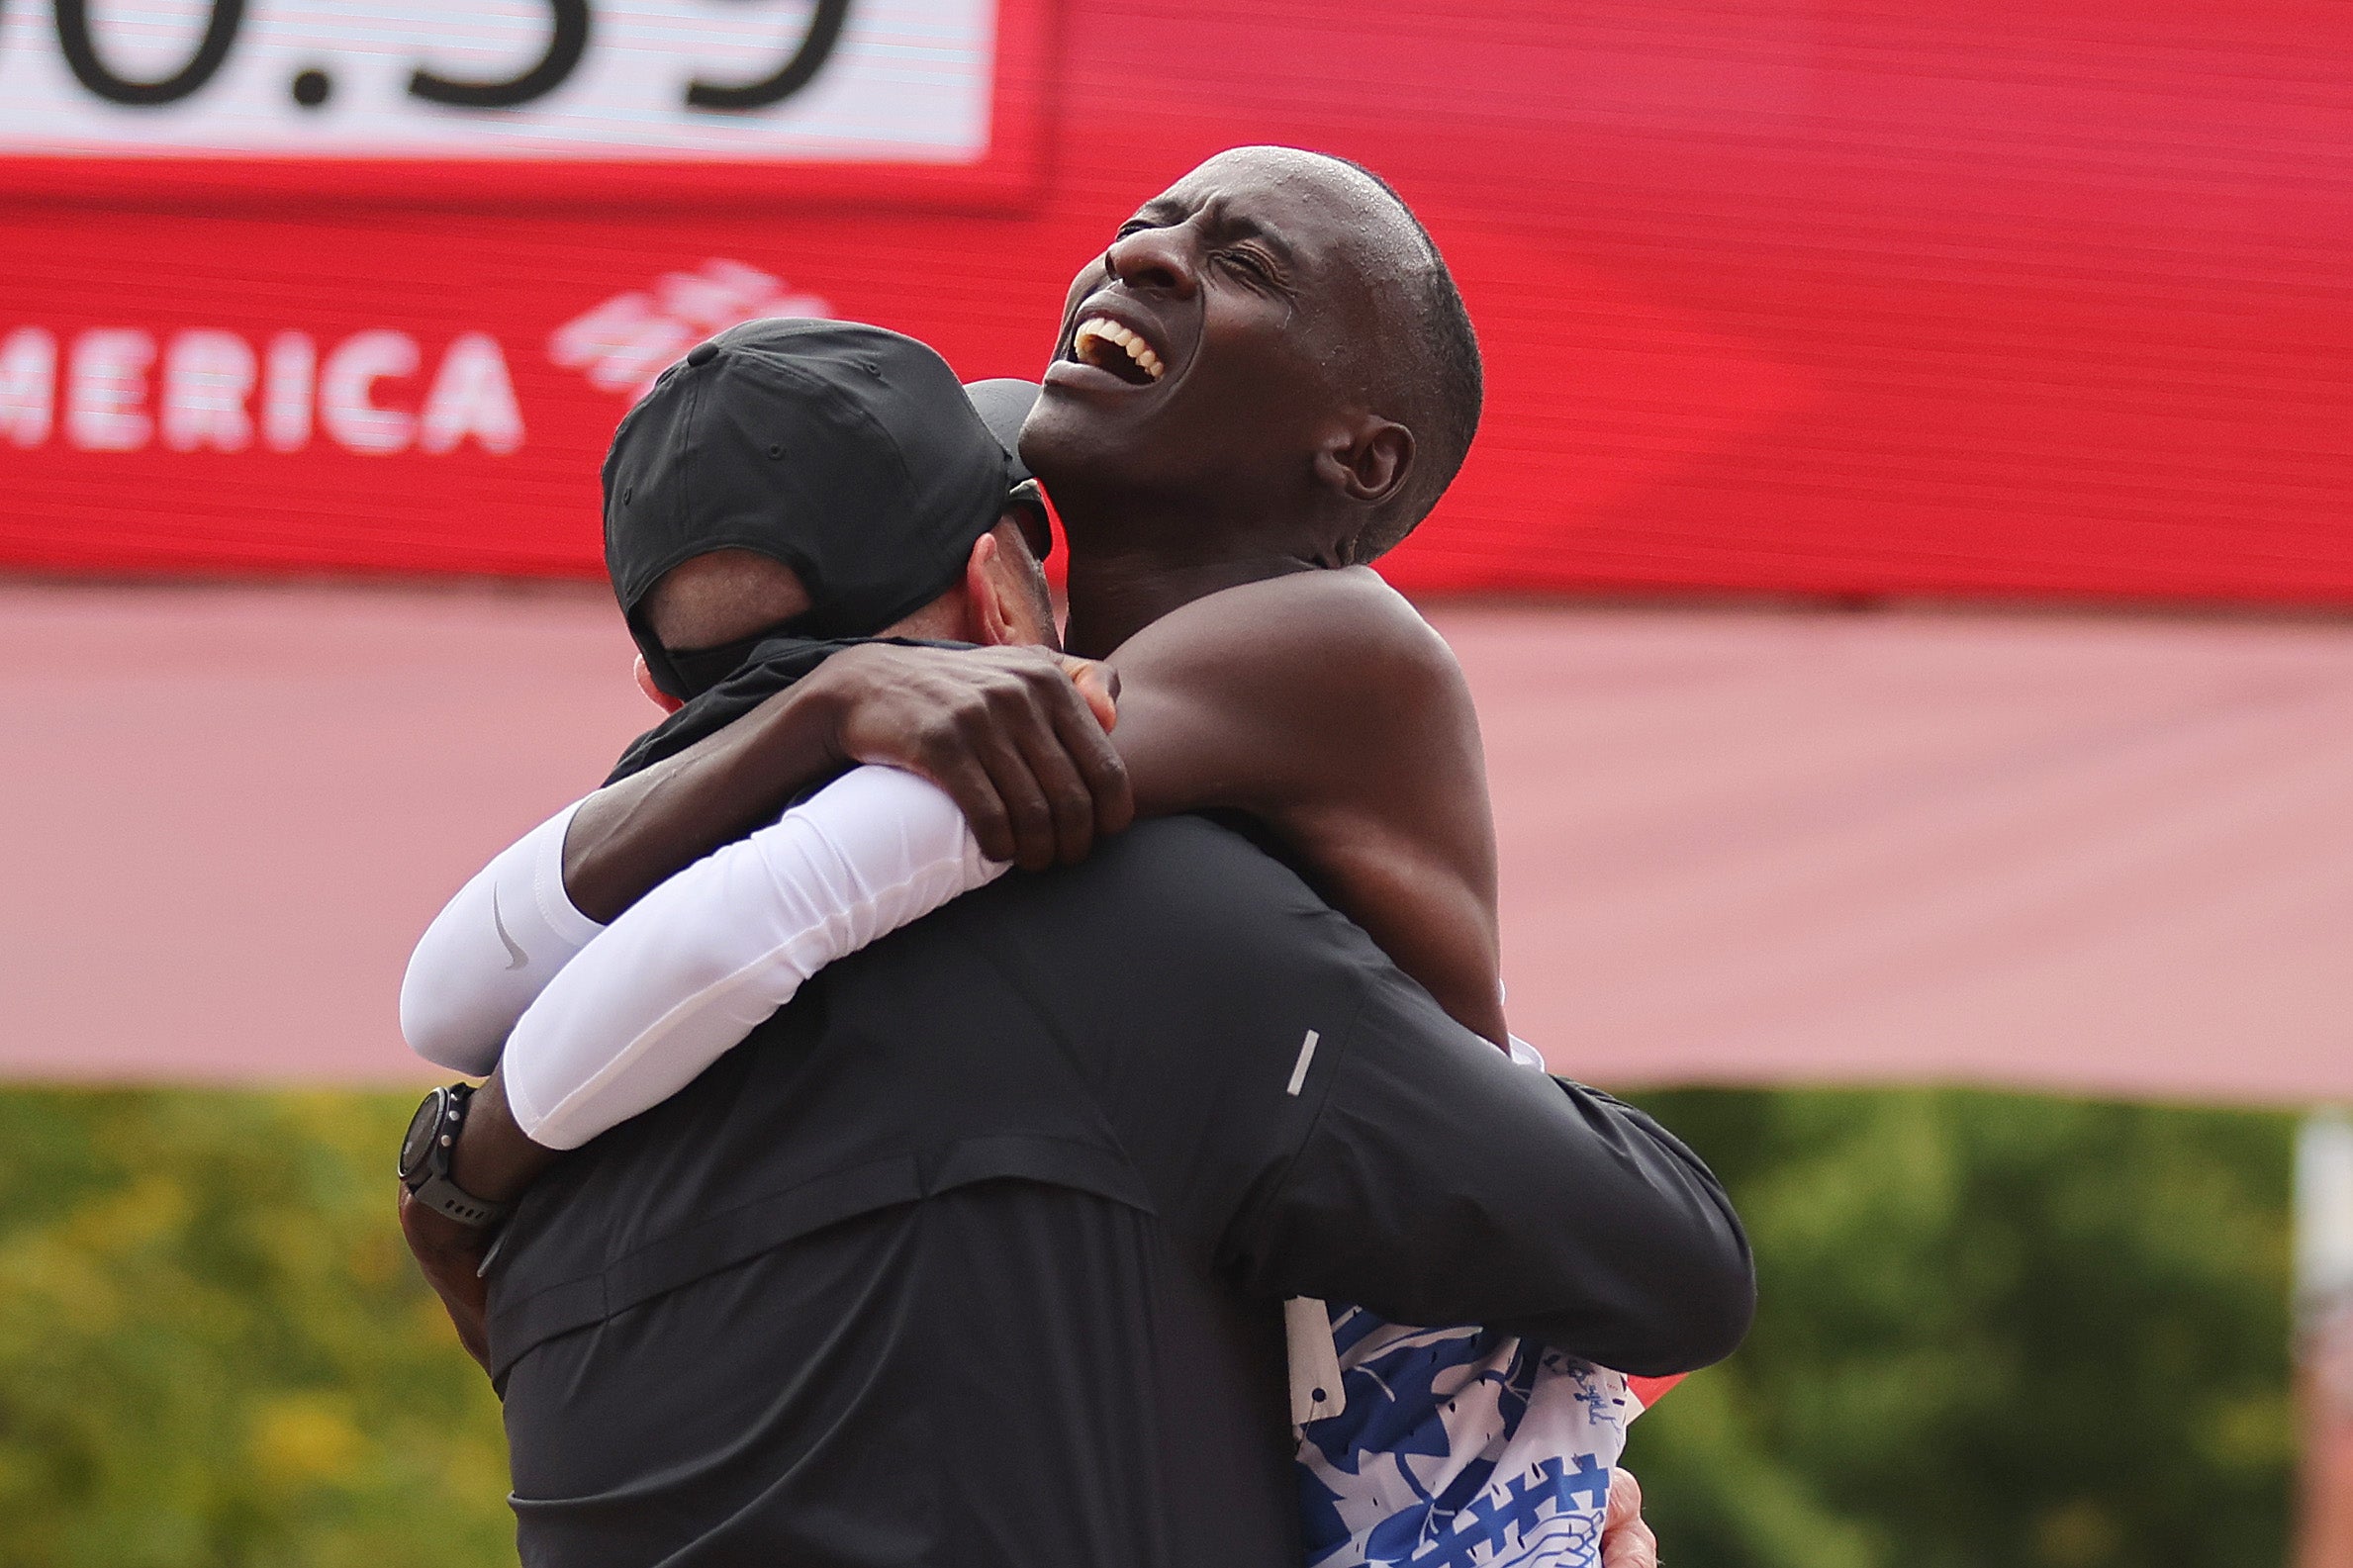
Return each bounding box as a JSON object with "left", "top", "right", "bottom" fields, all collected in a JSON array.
[{"left": 490, "top": 817, "right": 1752, "bottom": 1567}]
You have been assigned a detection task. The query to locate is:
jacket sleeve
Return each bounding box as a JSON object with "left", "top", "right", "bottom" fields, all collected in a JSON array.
[{"left": 1223, "top": 964, "right": 1755, "bottom": 1378}]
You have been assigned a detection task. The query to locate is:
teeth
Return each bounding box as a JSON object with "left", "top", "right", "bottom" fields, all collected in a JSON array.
[{"left": 1073, "top": 316, "right": 1165, "bottom": 381}]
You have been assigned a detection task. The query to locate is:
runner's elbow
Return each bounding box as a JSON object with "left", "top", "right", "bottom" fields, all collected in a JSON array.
[{"left": 398, "top": 967, "right": 500, "bottom": 1076}]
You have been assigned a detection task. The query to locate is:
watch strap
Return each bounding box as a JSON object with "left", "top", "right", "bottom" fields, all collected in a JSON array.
[
  {"left": 403, "top": 1082, "right": 510, "bottom": 1230},
  {"left": 408, "top": 1169, "right": 508, "bottom": 1229}
]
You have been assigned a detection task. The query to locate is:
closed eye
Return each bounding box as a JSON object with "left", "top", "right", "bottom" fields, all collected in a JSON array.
[{"left": 1220, "top": 246, "right": 1283, "bottom": 288}]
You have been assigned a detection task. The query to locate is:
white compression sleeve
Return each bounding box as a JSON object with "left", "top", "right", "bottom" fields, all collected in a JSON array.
[
  {"left": 503, "top": 765, "right": 1006, "bottom": 1151},
  {"left": 399, "top": 799, "right": 605, "bottom": 1075}
]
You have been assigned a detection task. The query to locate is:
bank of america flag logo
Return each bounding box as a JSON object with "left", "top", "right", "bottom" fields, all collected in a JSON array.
[
  {"left": 549, "top": 260, "right": 829, "bottom": 400},
  {"left": 1297, "top": 1310, "right": 1634, "bottom": 1568}
]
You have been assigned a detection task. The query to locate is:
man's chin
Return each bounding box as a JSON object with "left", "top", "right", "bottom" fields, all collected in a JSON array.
[{"left": 1017, "top": 391, "right": 1147, "bottom": 498}]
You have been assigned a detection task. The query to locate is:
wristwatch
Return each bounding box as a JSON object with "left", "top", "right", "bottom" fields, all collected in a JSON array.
[{"left": 398, "top": 1083, "right": 510, "bottom": 1229}]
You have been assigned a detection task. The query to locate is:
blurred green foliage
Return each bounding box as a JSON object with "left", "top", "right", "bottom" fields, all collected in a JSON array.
[
  {"left": 0, "top": 1090, "right": 511, "bottom": 1568},
  {"left": 1625, "top": 1088, "right": 2297, "bottom": 1568},
  {"left": 0, "top": 1086, "right": 2298, "bottom": 1568}
]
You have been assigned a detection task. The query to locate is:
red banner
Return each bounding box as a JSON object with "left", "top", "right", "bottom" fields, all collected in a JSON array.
[{"left": 3, "top": 0, "right": 2350, "bottom": 603}]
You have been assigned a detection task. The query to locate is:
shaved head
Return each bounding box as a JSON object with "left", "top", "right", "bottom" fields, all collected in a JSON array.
[
  {"left": 1317, "top": 155, "right": 1483, "bottom": 557},
  {"left": 1204, "top": 146, "right": 1433, "bottom": 278},
  {"left": 1188, "top": 148, "right": 1481, "bottom": 556}
]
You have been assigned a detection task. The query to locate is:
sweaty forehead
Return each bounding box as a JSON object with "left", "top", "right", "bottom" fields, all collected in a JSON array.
[{"left": 1150, "top": 148, "right": 1425, "bottom": 285}]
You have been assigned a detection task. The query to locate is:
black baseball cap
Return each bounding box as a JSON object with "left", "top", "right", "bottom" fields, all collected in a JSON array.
[
  {"left": 603, "top": 318, "right": 1040, "bottom": 697},
  {"left": 964, "top": 377, "right": 1054, "bottom": 561}
]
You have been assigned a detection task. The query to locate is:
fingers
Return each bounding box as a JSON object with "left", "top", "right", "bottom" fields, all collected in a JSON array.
[
  {"left": 979, "top": 656, "right": 1101, "bottom": 869},
  {"left": 1045, "top": 674, "right": 1133, "bottom": 843},
  {"left": 444, "top": 1283, "right": 493, "bottom": 1371},
  {"left": 1005, "top": 714, "right": 1097, "bottom": 869},
  {"left": 919, "top": 744, "right": 1020, "bottom": 865},
  {"left": 1601, "top": 1513, "right": 1658, "bottom": 1568},
  {"left": 1606, "top": 1468, "right": 1644, "bottom": 1530},
  {"left": 925, "top": 652, "right": 1117, "bottom": 870},
  {"left": 1046, "top": 655, "right": 1134, "bottom": 847},
  {"left": 960, "top": 708, "right": 1064, "bottom": 873},
  {"left": 1005, "top": 656, "right": 1134, "bottom": 864},
  {"left": 832, "top": 645, "right": 1130, "bottom": 870},
  {"left": 1601, "top": 1468, "right": 1658, "bottom": 1568},
  {"left": 910, "top": 714, "right": 1041, "bottom": 868},
  {"left": 1057, "top": 655, "right": 1120, "bottom": 733}
]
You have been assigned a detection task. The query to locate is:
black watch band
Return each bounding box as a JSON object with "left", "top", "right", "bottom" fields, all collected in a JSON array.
[{"left": 398, "top": 1083, "right": 510, "bottom": 1230}]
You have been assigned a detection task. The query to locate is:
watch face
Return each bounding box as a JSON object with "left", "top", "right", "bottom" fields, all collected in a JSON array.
[{"left": 399, "top": 1089, "right": 445, "bottom": 1184}]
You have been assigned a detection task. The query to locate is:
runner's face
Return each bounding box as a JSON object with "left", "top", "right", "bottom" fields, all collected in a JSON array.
[{"left": 1021, "top": 148, "right": 1401, "bottom": 538}]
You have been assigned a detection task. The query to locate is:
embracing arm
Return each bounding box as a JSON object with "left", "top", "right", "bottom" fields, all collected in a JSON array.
[
  {"left": 398, "top": 641, "right": 1125, "bottom": 1069},
  {"left": 506, "top": 765, "right": 1000, "bottom": 1149},
  {"left": 1105, "top": 567, "right": 1508, "bottom": 1043},
  {"left": 556, "top": 569, "right": 1499, "bottom": 1044},
  {"left": 566, "top": 642, "right": 1127, "bottom": 919},
  {"left": 400, "top": 799, "right": 605, "bottom": 1074},
  {"left": 1235, "top": 963, "right": 1754, "bottom": 1376},
  {"left": 418, "top": 571, "right": 1496, "bottom": 1181},
  {"left": 403, "top": 761, "right": 1023, "bottom": 1353}
]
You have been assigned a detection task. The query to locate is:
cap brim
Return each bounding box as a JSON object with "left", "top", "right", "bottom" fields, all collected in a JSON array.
[{"left": 961, "top": 378, "right": 1039, "bottom": 484}]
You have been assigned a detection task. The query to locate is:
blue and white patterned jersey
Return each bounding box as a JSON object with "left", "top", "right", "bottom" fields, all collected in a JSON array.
[{"left": 1296, "top": 1304, "right": 1633, "bottom": 1568}]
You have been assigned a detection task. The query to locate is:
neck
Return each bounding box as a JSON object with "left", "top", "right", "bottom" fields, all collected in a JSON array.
[
  {"left": 1062, "top": 545, "right": 1318, "bottom": 658},
  {"left": 880, "top": 591, "right": 973, "bottom": 644},
  {"left": 1043, "top": 470, "right": 1345, "bottom": 656}
]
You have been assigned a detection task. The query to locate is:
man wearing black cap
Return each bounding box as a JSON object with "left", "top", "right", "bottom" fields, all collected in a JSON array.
[
  {"left": 399, "top": 321, "right": 1112, "bottom": 1095},
  {"left": 606, "top": 325, "right": 1061, "bottom": 694},
  {"left": 593, "top": 321, "right": 1121, "bottom": 856},
  {"left": 398, "top": 320, "right": 1121, "bottom": 1085},
  {"left": 398, "top": 151, "right": 1734, "bottom": 1568}
]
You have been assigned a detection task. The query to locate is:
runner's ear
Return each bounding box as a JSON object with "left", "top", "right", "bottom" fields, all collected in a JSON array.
[{"left": 1315, "top": 416, "right": 1414, "bottom": 510}]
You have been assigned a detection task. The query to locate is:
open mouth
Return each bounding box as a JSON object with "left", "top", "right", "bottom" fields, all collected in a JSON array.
[{"left": 1070, "top": 316, "right": 1166, "bottom": 387}]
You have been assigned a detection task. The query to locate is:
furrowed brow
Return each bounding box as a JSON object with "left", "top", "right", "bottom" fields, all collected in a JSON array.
[
  {"left": 1197, "top": 200, "right": 1297, "bottom": 263},
  {"left": 1227, "top": 216, "right": 1298, "bottom": 263}
]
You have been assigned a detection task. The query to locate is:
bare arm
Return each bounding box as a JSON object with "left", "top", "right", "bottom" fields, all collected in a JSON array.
[
  {"left": 564, "top": 642, "right": 1128, "bottom": 920},
  {"left": 1104, "top": 568, "right": 1507, "bottom": 1043},
  {"left": 568, "top": 572, "right": 1498, "bottom": 1036}
]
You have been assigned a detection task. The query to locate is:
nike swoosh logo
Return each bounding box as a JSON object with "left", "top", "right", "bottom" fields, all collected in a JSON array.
[{"left": 491, "top": 884, "right": 529, "bottom": 971}]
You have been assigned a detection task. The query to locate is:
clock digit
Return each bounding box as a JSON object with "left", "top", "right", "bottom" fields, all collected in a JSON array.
[
  {"left": 53, "top": 0, "right": 244, "bottom": 106},
  {"left": 687, "top": 0, "right": 849, "bottom": 112},
  {"left": 410, "top": 0, "right": 591, "bottom": 110}
]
